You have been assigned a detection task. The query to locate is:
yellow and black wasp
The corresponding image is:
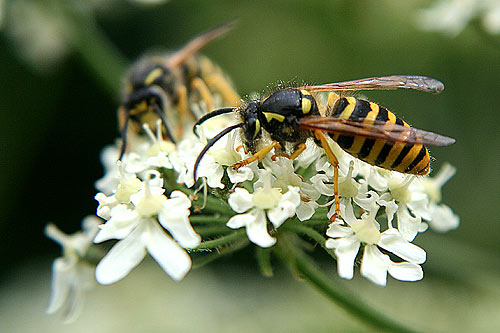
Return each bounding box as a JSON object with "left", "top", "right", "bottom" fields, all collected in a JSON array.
[
  {"left": 192, "top": 75, "right": 455, "bottom": 219},
  {"left": 118, "top": 21, "right": 240, "bottom": 159}
]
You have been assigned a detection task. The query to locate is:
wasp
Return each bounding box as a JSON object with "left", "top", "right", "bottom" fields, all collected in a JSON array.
[
  {"left": 118, "top": 21, "right": 240, "bottom": 159},
  {"left": 192, "top": 75, "right": 455, "bottom": 219}
]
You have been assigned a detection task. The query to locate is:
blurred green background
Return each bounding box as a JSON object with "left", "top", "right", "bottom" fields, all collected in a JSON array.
[{"left": 1, "top": 0, "right": 499, "bottom": 332}]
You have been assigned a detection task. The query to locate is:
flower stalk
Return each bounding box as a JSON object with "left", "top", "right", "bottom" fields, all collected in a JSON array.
[{"left": 274, "top": 234, "right": 418, "bottom": 333}]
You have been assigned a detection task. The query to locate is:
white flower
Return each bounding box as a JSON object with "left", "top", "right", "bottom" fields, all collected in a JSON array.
[
  {"left": 295, "top": 138, "right": 322, "bottom": 170},
  {"left": 383, "top": 175, "right": 430, "bottom": 241},
  {"left": 94, "top": 172, "right": 200, "bottom": 284},
  {"left": 124, "top": 120, "right": 176, "bottom": 174},
  {"left": 227, "top": 170, "right": 301, "bottom": 247},
  {"left": 170, "top": 138, "right": 205, "bottom": 188},
  {"left": 412, "top": 163, "right": 460, "bottom": 232},
  {"left": 181, "top": 127, "right": 256, "bottom": 189},
  {"left": 94, "top": 164, "right": 144, "bottom": 220},
  {"left": 325, "top": 204, "right": 426, "bottom": 286},
  {"left": 264, "top": 157, "right": 320, "bottom": 221},
  {"left": 45, "top": 216, "right": 101, "bottom": 323},
  {"left": 417, "top": 0, "right": 500, "bottom": 36},
  {"left": 94, "top": 145, "right": 121, "bottom": 195}
]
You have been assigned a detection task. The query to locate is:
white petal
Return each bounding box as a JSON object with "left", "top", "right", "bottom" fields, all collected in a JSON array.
[
  {"left": 407, "top": 193, "right": 431, "bottom": 221},
  {"left": 296, "top": 201, "right": 316, "bottom": 221},
  {"left": 310, "top": 174, "right": 333, "bottom": 196},
  {"left": 388, "top": 261, "right": 423, "bottom": 282},
  {"left": 326, "top": 222, "right": 354, "bottom": 238},
  {"left": 95, "top": 225, "right": 147, "bottom": 285},
  {"left": 198, "top": 157, "right": 225, "bottom": 189},
  {"left": 354, "top": 191, "right": 379, "bottom": 211},
  {"left": 429, "top": 203, "right": 460, "bottom": 232},
  {"left": 94, "top": 205, "right": 140, "bottom": 243},
  {"left": 360, "top": 245, "right": 390, "bottom": 287},
  {"left": 364, "top": 167, "right": 388, "bottom": 191},
  {"left": 339, "top": 198, "right": 357, "bottom": 226},
  {"left": 227, "top": 212, "right": 254, "bottom": 229},
  {"left": 267, "top": 187, "right": 300, "bottom": 228},
  {"left": 46, "top": 257, "right": 75, "bottom": 315},
  {"left": 228, "top": 187, "right": 254, "bottom": 213},
  {"left": 326, "top": 235, "right": 360, "bottom": 280},
  {"left": 246, "top": 209, "right": 276, "bottom": 248},
  {"left": 378, "top": 228, "right": 426, "bottom": 264},
  {"left": 144, "top": 221, "right": 192, "bottom": 281},
  {"left": 158, "top": 211, "right": 201, "bottom": 249},
  {"left": 396, "top": 204, "right": 424, "bottom": 242},
  {"left": 227, "top": 163, "right": 255, "bottom": 183},
  {"left": 162, "top": 190, "right": 192, "bottom": 212},
  {"left": 295, "top": 139, "right": 320, "bottom": 169},
  {"left": 377, "top": 195, "right": 398, "bottom": 227}
]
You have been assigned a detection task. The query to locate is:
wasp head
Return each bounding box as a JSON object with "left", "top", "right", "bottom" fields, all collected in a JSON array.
[{"left": 240, "top": 100, "right": 262, "bottom": 152}]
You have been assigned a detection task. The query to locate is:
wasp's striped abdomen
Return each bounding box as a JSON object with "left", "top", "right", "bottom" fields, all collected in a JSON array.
[{"left": 330, "top": 97, "right": 430, "bottom": 175}]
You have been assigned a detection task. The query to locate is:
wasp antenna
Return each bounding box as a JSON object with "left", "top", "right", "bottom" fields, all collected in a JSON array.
[
  {"left": 167, "top": 20, "right": 237, "bottom": 69},
  {"left": 118, "top": 111, "right": 130, "bottom": 161},
  {"left": 193, "top": 123, "right": 242, "bottom": 182},
  {"left": 153, "top": 104, "right": 177, "bottom": 144},
  {"left": 193, "top": 107, "right": 238, "bottom": 137}
]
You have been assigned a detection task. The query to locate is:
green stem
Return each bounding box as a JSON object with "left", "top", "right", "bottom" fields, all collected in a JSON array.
[
  {"left": 194, "top": 224, "right": 233, "bottom": 237},
  {"left": 202, "top": 195, "right": 235, "bottom": 215},
  {"left": 255, "top": 247, "right": 273, "bottom": 277},
  {"left": 274, "top": 236, "right": 418, "bottom": 333},
  {"left": 192, "top": 238, "right": 249, "bottom": 268},
  {"left": 282, "top": 223, "right": 336, "bottom": 260},
  {"left": 194, "top": 229, "right": 247, "bottom": 250},
  {"left": 190, "top": 215, "right": 231, "bottom": 224}
]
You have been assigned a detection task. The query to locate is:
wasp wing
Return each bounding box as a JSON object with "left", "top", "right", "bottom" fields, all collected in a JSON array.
[
  {"left": 298, "top": 116, "right": 455, "bottom": 146},
  {"left": 299, "top": 75, "right": 444, "bottom": 94},
  {"left": 167, "top": 20, "right": 235, "bottom": 68}
]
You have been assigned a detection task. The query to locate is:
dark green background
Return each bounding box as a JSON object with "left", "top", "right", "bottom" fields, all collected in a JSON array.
[{"left": 0, "top": 0, "right": 499, "bottom": 331}]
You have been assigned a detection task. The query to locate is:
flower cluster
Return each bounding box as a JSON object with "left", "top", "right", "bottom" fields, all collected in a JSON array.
[{"left": 46, "top": 94, "right": 459, "bottom": 322}]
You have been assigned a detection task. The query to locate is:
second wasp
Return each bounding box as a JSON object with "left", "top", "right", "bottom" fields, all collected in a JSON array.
[{"left": 117, "top": 21, "right": 241, "bottom": 159}]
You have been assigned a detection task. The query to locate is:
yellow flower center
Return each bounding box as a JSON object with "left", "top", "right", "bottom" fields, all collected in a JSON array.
[
  {"left": 252, "top": 187, "right": 282, "bottom": 209},
  {"left": 135, "top": 194, "right": 167, "bottom": 217},
  {"left": 115, "top": 177, "right": 142, "bottom": 203},
  {"left": 351, "top": 219, "right": 381, "bottom": 244}
]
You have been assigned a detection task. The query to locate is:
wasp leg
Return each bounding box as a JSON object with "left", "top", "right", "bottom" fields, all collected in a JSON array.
[
  {"left": 271, "top": 143, "right": 306, "bottom": 161},
  {"left": 233, "top": 141, "right": 282, "bottom": 170},
  {"left": 190, "top": 77, "right": 214, "bottom": 112},
  {"left": 314, "top": 130, "right": 340, "bottom": 221},
  {"left": 204, "top": 73, "right": 241, "bottom": 105},
  {"left": 176, "top": 85, "right": 188, "bottom": 138}
]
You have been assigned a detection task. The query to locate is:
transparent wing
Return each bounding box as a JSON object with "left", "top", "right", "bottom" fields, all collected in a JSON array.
[
  {"left": 166, "top": 20, "right": 236, "bottom": 68},
  {"left": 299, "top": 75, "right": 445, "bottom": 94},
  {"left": 298, "top": 116, "right": 455, "bottom": 146}
]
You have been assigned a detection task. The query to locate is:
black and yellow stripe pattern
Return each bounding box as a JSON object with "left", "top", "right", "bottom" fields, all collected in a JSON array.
[{"left": 330, "top": 97, "right": 430, "bottom": 175}]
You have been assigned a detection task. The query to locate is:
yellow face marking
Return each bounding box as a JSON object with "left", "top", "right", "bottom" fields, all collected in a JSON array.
[
  {"left": 253, "top": 119, "right": 261, "bottom": 139},
  {"left": 302, "top": 97, "right": 312, "bottom": 114},
  {"left": 263, "top": 112, "right": 285, "bottom": 123},
  {"left": 144, "top": 68, "right": 163, "bottom": 86}
]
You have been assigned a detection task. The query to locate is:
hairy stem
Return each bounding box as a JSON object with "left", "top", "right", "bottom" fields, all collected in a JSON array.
[
  {"left": 194, "top": 229, "right": 247, "bottom": 250},
  {"left": 274, "top": 235, "right": 418, "bottom": 333}
]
